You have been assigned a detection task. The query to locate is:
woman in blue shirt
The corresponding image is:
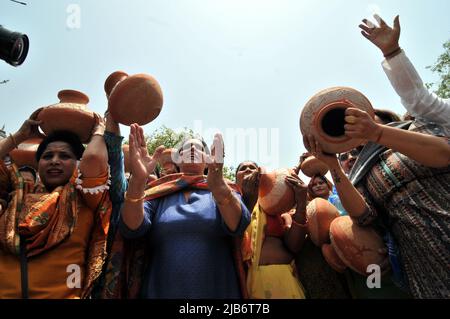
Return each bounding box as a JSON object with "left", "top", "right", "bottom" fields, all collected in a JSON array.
[{"left": 119, "top": 124, "right": 250, "bottom": 298}]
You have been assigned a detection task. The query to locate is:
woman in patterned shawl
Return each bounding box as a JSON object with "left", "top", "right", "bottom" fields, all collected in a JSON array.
[
  {"left": 304, "top": 107, "right": 450, "bottom": 298},
  {"left": 0, "top": 109, "right": 111, "bottom": 299}
]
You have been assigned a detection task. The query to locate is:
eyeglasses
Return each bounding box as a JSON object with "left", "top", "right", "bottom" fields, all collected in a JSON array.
[{"left": 338, "top": 148, "right": 362, "bottom": 162}]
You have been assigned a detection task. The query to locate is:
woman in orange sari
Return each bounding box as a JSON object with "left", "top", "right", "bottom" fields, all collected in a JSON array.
[{"left": 0, "top": 109, "right": 111, "bottom": 299}]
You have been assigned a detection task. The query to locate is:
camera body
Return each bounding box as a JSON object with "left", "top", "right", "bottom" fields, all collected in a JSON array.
[{"left": 0, "top": 25, "right": 29, "bottom": 66}]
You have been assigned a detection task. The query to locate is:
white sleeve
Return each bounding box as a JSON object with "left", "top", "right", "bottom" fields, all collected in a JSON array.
[{"left": 382, "top": 50, "right": 450, "bottom": 126}]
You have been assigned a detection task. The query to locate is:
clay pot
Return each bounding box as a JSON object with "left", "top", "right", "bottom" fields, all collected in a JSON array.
[
  {"left": 37, "top": 90, "right": 95, "bottom": 143},
  {"left": 300, "top": 156, "right": 329, "bottom": 177},
  {"left": 300, "top": 87, "right": 374, "bottom": 154},
  {"left": 306, "top": 198, "right": 340, "bottom": 246},
  {"left": 9, "top": 137, "right": 43, "bottom": 169},
  {"left": 122, "top": 144, "right": 130, "bottom": 173},
  {"left": 105, "top": 71, "right": 163, "bottom": 126},
  {"left": 321, "top": 243, "right": 347, "bottom": 273},
  {"left": 330, "top": 216, "right": 386, "bottom": 276},
  {"left": 258, "top": 168, "right": 296, "bottom": 216}
]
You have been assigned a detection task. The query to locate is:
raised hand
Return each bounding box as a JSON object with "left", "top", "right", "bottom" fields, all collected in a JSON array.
[
  {"left": 15, "top": 107, "right": 44, "bottom": 143},
  {"left": 303, "top": 134, "right": 340, "bottom": 169},
  {"left": 344, "top": 108, "right": 383, "bottom": 142},
  {"left": 285, "top": 171, "right": 307, "bottom": 207},
  {"left": 359, "top": 14, "right": 401, "bottom": 57},
  {"left": 206, "top": 133, "right": 225, "bottom": 189},
  {"left": 129, "top": 123, "right": 164, "bottom": 181},
  {"left": 91, "top": 112, "right": 106, "bottom": 137}
]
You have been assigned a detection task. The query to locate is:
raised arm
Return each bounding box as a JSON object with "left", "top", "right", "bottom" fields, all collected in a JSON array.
[
  {"left": 359, "top": 14, "right": 450, "bottom": 124},
  {"left": 0, "top": 108, "right": 43, "bottom": 159},
  {"left": 79, "top": 113, "right": 108, "bottom": 178},
  {"left": 284, "top": 172, "right": 308, "bottom": 253},
  {"left": 120, "top": 124, "right": 162, "bottom": 230},
  {"left": 303, "top": 135, "right": 370, "bottom": 219},
  {"left": 345, "top": 108, "right": 450, "bottom": 168},
  {"left": 207, "top": 133, "right": 244, "bottom": 233},
  {"left": 104, "top": 111, "right": 127, "bottom": 203}
]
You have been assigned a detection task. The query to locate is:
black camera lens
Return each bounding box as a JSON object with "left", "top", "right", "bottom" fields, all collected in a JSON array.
[{"left": 0, "top": 25, "right": 29, "bottom": 66}]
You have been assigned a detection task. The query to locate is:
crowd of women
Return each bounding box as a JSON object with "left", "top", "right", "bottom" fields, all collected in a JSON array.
[{"left": 0, "top": 15, "right": 449, "bottom": 299}]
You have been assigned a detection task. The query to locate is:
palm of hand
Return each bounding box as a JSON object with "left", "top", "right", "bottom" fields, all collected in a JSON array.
[
  {"left": 131, "top": 147, "right": 154, "bottom": 178},
  {"left": 370, "top": 27, "right": 399, "bottom": 52}
]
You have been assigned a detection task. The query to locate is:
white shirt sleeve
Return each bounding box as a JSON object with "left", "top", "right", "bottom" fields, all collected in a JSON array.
[{"left": 382, "top": 50, "right": 450, "bottom": 126}]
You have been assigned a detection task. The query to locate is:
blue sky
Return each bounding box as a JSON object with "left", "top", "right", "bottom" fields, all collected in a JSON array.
[{"left": 1, "top": 0, "right": 449, "bottom": 173}]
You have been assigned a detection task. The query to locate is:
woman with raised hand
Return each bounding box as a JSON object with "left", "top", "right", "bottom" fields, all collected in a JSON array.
[
  {"left": 303, "top": 105, "right": 450, "bottom": 298},
  {"left": 0, "top": 109, "right": 111, "bottom": 299},
  {"left": 359, "top": 14, "right": 450, "bottom": 131},
  {"left": 119, "top": 124, "right": 250, "bottom": 298}
]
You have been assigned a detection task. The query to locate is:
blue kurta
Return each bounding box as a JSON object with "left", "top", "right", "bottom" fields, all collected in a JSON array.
[{"left": 120, "top": 189, "right": 250, "bottom": 299}]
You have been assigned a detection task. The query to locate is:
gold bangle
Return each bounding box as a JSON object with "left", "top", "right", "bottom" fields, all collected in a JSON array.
[
  {"left": 9, "top": 134, "right": 18, "bottom": 149},
  {"left": 215, "top": 191, "right": 234, "bottom": 206},
  {"left": 124, "top": 191, "right": 145, "bottom": 203}
]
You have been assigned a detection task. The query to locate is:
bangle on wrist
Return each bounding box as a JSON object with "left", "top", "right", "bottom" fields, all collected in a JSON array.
[
  {"left": 384, "top": 47, "right": 402, "bottom": 59},
  {"left": 124, "top": 191, "right": 145, "bottom": 203}
]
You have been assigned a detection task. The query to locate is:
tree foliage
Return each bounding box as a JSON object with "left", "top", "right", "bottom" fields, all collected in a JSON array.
[{"left": 426, "top": 40, "right": 450, "bottom": 98}]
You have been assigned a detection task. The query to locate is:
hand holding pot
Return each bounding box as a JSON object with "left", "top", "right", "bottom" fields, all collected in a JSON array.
[{"left": 344, "top": 108, "right": 383, "bottom": 143}]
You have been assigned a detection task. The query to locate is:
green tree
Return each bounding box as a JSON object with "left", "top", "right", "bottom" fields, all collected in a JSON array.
[{"left": 426, "top": 40, "right": 450, "bottom": 98}]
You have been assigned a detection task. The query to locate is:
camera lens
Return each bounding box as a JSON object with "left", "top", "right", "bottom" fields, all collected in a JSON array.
[{"left": 0, "top": 25, "right": 29, "bottom": 66}]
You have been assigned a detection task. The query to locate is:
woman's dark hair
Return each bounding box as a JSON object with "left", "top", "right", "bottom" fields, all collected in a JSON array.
[
  {"left": 36, "top": 130, "right": 85, "bottom": 161},
  {"left": 374, "top": 109, "right": 401, "bottom": 125},
  {"left": 235, "top": 161, "right": 259, "bottom": 177}
]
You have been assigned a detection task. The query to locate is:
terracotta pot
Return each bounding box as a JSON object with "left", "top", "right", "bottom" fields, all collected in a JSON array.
[
  {"left": 105, "top": 71, "right": 163, "bottom": 126},
  {"left": 300, "top": 87, "right": 374, "bottom": 154},
  {"left": 37, "top": 90, "right": 95, "bottom": 143},
  {"left": 306, "top": 198, "right": 339, "bottom": 246},
  {"left": 321, "top": 243, "right": 347, "bottom": 273},
  {"left": 330, "top": 216, "right": 386, "bottom": 276},
  {"left": 9, "top": 137, "right": 43, "bottom": 169},
  {"left": 300, "top": 156, "right": 329, "bottom": 177},
  {"left": 258, "top": 168, "right": 296, "bottom": 216},
  {"left": 122, "top": 144, "right": 130, "bottom": 173}
]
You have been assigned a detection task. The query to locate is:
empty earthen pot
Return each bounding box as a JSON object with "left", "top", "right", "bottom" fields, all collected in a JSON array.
[
  {"left": 105, "top": 71, "right": 163, "bottom": 126},
  {"left": 258, "top": 168, "right": 296, "bottom": 216},
  {"left": 37, "top": 90, "right": 95, "bottom": 143},
  {"left": 300, "top": 155, "right": 329, "bottom": 177},
  {"left": 330, "top": 216, "right": 386, "bottom": 276},
  {"left": 321, "top": 243, "right": 347, "bottom": 273},
  {"left": 9, "top": 137, "right": 43, "bottom": 169},
  {"left": 306, "top": 198, "right": 340, "bottom": 246},
  {"left": 300, "top": 87, "right": 374, "bottom": 154}
]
